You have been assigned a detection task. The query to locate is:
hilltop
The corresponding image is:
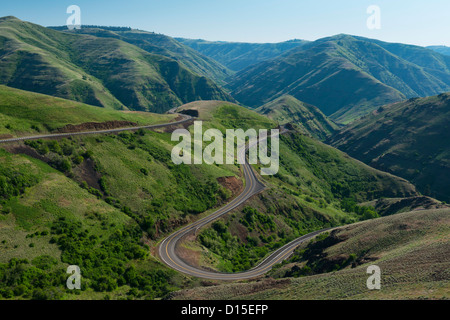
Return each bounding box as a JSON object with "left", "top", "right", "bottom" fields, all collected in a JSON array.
[
  {"left": 255, "top": 95, "right": 339, "bottom": 140},
  {"left": 329, "top": 92, "right": 450, "bottom": 203},
  {"left": 0, "top": 85, "right": 176, "bottom": 138},
  {"left": 169, "top": 208, "right": 450, "bottom": 300},
  {"left": 0, "top": 17, "right": 232, "bottom": 113},
  {"left": 227, "top": 34, "right": 450, "bottom": 123},
  {"left": 50, "top": 26, "right": 234, "bottom": 86},
  {"left": 176, "top": 38, "right": 308, "bottom": 72}
]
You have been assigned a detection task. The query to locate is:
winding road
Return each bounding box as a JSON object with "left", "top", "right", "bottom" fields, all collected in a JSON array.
[
  {"left": 0, "top": 111, "right": 331, "bottom": 280},
  {"left": 158, "top": 127, "right": 332, "bottom": 280}
]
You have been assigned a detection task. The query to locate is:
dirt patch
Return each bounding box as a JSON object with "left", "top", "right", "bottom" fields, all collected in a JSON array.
[
  {"left": 56, "top": 120, "right": 137, "bottom": 133},
  {"left": 2, "top": 144, "right": 49, "bottom": 163},
  {"left": 175, "top": 242, "right": 202, "bottom": 269},
  {"left": 72, "top": 158, "right": 101, "bottom": 190},
  {"left": 0, "top": 134, "right": 13, "bottom": 139},
  {"left": 154, "top": 217, "right": 188, "bottom": 239},
  {"left": 217, "top": 176, "right": 243, "bottom": 198}
]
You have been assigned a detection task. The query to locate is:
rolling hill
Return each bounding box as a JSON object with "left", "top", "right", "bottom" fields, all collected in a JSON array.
[
  {"left": 329, "top": 92, "right": 450, "bottom": 202},
  {"left": 49, "top": 26, "right": 234, "bottom": 86},
  {"left": 165, "top": 100, "right": 419, "bottom": 274},
  {"left": 255, "top": 95, "right": 339, "bottom": 140},
  {"left": 0, "top": 88, "right": 422, "bottom": 298},
  {"left": 227, "top": 34, "right": 450, "bottom": 123},
  {"left": 0, "top": 85, "right": 176, "bottom": 138},
  {"left": 176, "top": 38, "right": 308, "bottom": 72},
  {"left": 169, "top": 207, "right": 450, "bottom": 300},
  {"left": 0, "top": 16, "right": 233, "bottom": 113}
]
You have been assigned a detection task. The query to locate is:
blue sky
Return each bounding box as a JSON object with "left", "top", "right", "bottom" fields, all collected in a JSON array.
[{"left": 1, "top": 0, "right": 449, "bottom": 46}]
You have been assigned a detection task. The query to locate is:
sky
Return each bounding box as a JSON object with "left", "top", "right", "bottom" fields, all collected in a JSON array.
[{"left": 1, "top": 0, "right": 449, "bottom": 46}]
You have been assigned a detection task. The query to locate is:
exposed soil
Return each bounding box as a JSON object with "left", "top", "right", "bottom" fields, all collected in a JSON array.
[
  {"left": 72, "top": 158, "right": 101, "bottom": 190},
  {"left": 56, "top": 120, "right": 137, "bottom": 133},
  {"left": 175, "top": 236, "right": 202, "bottom": 269},
  {"left": 2, "top": 143, "right": 49, "bottom": 163},
  {"left": 217, "top": 176, "right": 243, "bottom": 198}
]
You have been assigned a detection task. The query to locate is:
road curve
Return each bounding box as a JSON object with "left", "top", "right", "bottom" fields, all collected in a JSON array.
[
  {"left": 158, "top": 129, "right": 332, "bottom": 280},
  {"left": 0, "top": 112, "right": 331, "bottom": 280}
]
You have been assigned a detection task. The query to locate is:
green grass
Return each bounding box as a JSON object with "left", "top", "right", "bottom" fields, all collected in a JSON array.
[
  {"left": 173, "top": 101, "right": 419, "bottom": 273},
  {"left": 227, "top": 34, "right": 450, "bottom": 123},
  {"left": 329, "top": 92, "right": 450, "bottom": 202},
  {"left": 0, "top": 85, "right": 176, "bottom": 137},
  {"left": 256, "top": 95, "right": 338, "bottom": 140},
  {"left": 170, "top": 208, "right": 450, "bottom": 300},
  {"left": 0, "top": 16, "right": 233, "bottom": 113}
]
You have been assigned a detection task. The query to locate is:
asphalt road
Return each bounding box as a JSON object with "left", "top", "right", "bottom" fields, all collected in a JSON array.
[
  {"left": 0, "top": 113, "right": 193, "bottom": 144},
  {"left": 0, "top": 113, "right": 330, "bottom": 280},
  {"left": 158, "top": 129, "right": 332, "bottom": 280}
]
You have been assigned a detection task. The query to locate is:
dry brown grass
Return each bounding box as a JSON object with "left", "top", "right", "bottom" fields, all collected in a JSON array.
[{"left": 170, "top": 208, "right": 450, "bottom": 300}]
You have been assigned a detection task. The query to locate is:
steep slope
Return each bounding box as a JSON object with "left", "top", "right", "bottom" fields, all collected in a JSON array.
[
  {"left": 50, "top": 26, "right": 234, "bottom": 85},
  {"left": 0, "top": 16, "right": 233, "bottom": 113},
  {"left": 255, "top": 95, "right": 338, "bottom": 140},
  {"left": 169, "top": 208, "right": 450, "bottom": 300},
  {"left": 329, "top": 92, "right": 450, "bottom": 202},
  {"left": 171, "top": 101, "right": 418, "bottom": 273},
  {"left": 227, "top": 34, "right": 450, "bottom": 123},
  {"left": 428, "top": 46, "right": 450, "bottom": 56},
  {"left": 0, "top": 85, "right": 176, "bottom": 138},
  {"left": 1, "top": 95, "right": 419, "bottom": 298},
  {"left": 176, "top": 38, "right": 308, "bottom": 71}
]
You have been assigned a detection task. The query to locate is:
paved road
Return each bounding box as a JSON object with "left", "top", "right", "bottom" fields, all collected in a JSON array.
[
  {"left": 158, "top": 129, "right": 332, "bottom": 280},
  {"left": 0, "top": 114, "right": 192, "bottom": 144},
  {"left": 0, "top": 113, "right": 331, "bottom": 280}
]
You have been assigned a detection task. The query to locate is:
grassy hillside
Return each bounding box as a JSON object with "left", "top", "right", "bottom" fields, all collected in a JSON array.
[
  {"left": 171, "top": 101, "right": 419, "bottom": 273},
  {"left": 176, "top": 38, "right": 308, "bottom": 72},
  {"left": 0, "top": 16, "right": 233, "bottom": 113},
  {"left": 329, "top": 92, "right": 450, "bottom": 203},
  {"left": 51, "top": 27, "right": 234, "bottom": 86},
  {"left": 256, "top": 95, "right": 339, "bottom": 140},
  {"left": 227, "top": 34, "right": 450, "bottom": 123},
  {"left": 169, "top": 208, "right": 450, "bottom": 300},
  {"left": 0, "top": 85, "right": 176, "bottom": 138},
  {"left": 0, "top": 147, "right": 184, "bottom": 300},
  {"left": 0, "top": 96, "right": 421, "bottom": 299}
]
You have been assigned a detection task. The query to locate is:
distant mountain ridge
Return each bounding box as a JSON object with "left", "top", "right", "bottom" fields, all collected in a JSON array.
[
  {"left": 49, "top": 26, "right": 234, "bottom": 85},
  {"left": 227, "top": 34, "right": 450, "bottom": 123},
  {"left": 428, "top": 45, "right": 450, "bottom": 56},
  {"left": 176, "top": 38, "right": 309, "bottom": 72},
  {"left": 0, "top": 16, "right": 233, "bottom": 113},
  {"left": 329, "top": 92, "right": 450, "bottom": 202}
]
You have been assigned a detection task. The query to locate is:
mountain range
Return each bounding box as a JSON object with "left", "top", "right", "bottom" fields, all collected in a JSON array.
[
  {"left": 329, "top": 92, "right": 450, "bottom": 202},
  {"left": 0, "top": 15, "right": 449, "bottom": 301},
  {"left": 255, "top": 95, "right": 338, "bottom": 140},
  {"left": 226, "top": 34, "right": 450, "bottom": 123},
  {"left": 428, "top": 45, "right": 450, "bottom": 56},
  {"left": 0, "top": 17, "right": 233, "bottom": 113},
  {"left": 176, "top": 38, "right": 308, "bottom": 72}
]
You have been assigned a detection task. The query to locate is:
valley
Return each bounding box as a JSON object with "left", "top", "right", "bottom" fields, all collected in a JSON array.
[{"left": 0, "top": 13, "right": 449, "bottom": 302}]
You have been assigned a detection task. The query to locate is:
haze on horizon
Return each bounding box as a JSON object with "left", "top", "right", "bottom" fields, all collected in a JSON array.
[{"left": 1, "top": 0, "right": 449, "bottom": 47}]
